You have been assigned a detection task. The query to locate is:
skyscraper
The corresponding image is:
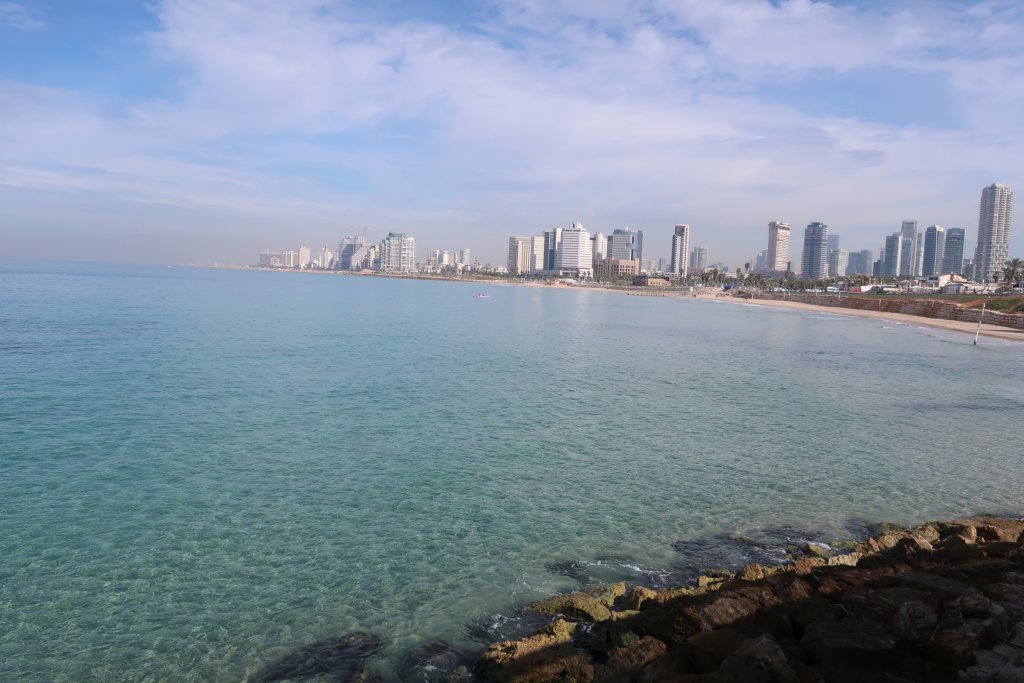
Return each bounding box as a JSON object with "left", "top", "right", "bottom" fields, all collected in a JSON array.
[
  {"left": 899, "top": 220, "right": 918, "bottom": 277},
  {"left": 942, "top": 228, "right": 966, "bottom": 276},
  {"left": 543, "top": 227, "right": 562, "bottom": 272},
  {"left": 556, "top": 221, "right": 593, "bottom": 278},
  {"left": 669, "top": 224, "right": 690, "bottom": 276},
  {"left": 846, "top": 250, "right": 873, "bottom": 276},
  {"left": 591, "top": 232, "right": 608, "bottom": 265},
  {"left": 608, "top": 228, "right": 643, "bottom": 263},
  {"left": 337, "top": 235, "right": 367, "bottom": 270},
  {"left": 883, "top": 233, "right": 903, "bottom": 277},
  {"left": 379, "top": 232, "right": 416, "bottom": 272},
  {"left": 690, "top": 246, "right": 708, "bottom": 273},
  {"left": 801, "top": 222, "right": 828, "bottom": 279},
  {"left": 828, "top": 249, "right": 847, "bottom": 278},
  {"left": 507, "top": 237, "right": 532, "bottom": 274},
  {"left": 827, "top": 234, "right": 840, "bottom": 252},
  {"left": 767, "top": 221, "right": 790, "bottom": 272},
  {"left": 922, "top": 225, "right": 945, "bottom": 277},
  {"left": 974, "top": 183, "right": 1014, "bottom": 283}
]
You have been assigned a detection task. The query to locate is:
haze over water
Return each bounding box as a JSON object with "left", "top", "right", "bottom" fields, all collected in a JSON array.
[{"left": 2, "top": 262, "right": 1022, "bottom": 681}]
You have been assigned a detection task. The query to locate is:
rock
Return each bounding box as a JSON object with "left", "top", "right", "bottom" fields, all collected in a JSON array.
[
  {"left": 799, "top": 618, "right": 896, "bottom": 672},
  {"left": 885, "top": 571, "right": 984, "bottom": 599},
  {"left": 910, "top": 522, "right": 941, "bottom": 544},
  {"left": 790, "top": 557, "right": 824, "bottom": 575},
  {"left": 805, "top": 542, "right": 831, "bottom": 558},
  {"left": 582, "top": 582, "right": 627, "bottom": 607},
  {"left": 982, "top": 583, "right": 1024, "bottom": 603},
  {"left": 252, "top": 632, "right": 383, "bottom": 683},
  {"left": 739, "top": 563, "right": 768, "bottom": 581},
  {"left": 825, "top": 551, "right": 862, "bottom": 567},
  {"left": 707, "top": 635, "right": 798, "bottom": 683},
  {"left": 594, "top": 636, "right": 667, "bottom": 682},
  {"left": 885, "top": 535, "right": 933, "bottom": 561},
  {"left": 395, "top": 640, "right": 475, "bottom": 683},
  {"left": 894, "top": 600, "right": 938, "bottom": 643},
  {"left": 529, "top": 592, "right": 613, "bottom": 623},
  {"left": 476, "top": 619, "right": 595, "bottom": 683},
  {"left": 697, "top": 569, "right": 734, "bottom": 590},
  {"left": 699, "top": 593, "right": 760, "bottom": 630},
  {"left": 685, "top": 627, "right": 746, "bottom": 672},
  {"left": 591, "top": 618, "right": 641, "bottom": 652},
  {"left": 618, "top": 586, "right": 657, "bottom": 611},
  {"left": 962, "top": 516, "right": 1024, "bottom": 542}
]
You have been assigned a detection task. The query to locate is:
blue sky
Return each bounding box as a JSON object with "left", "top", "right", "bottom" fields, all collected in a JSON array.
[{"left": 1, "top": 0, "right": 1022, "bottom": 267}]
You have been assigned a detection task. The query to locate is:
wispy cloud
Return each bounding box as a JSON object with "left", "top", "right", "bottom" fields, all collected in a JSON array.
[
  {"left": 0, "top": 2, "right": 44, "bottom": 30},
  {"left": 1, "top": 0, "right": 1022, "bottom": 264}
]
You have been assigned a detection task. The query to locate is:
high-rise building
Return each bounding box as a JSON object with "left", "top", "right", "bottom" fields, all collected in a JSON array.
[
  {"left": 298, "top": 245, "right": 311, "bottom": 269},
  {"left": 458, "top": 248, "right": 471, "bottom": 265},
  {"left": 337, "top": 235, "right": 367, "bottom": 270},
  {"left": 689, "top": 246, "right": 708, "bottom": 273},
  {"left": 507, "top": 237, "right": 532, "bottom": 274},
  {"left": 608, "top": 228, "right": 643, "bottom": 263},
  {"left": 827, "top": 234, "right": 840, "bottom": 252},
  {"left": 922, "top": 225, "right": 945, "bottom": 277},
  {"left": 379, "top": 232, "right": 416, "bottom": 272},
  {"left": 883, "top": 233, "right": 903, "bottom": 277},
  {"left": 556, "top": 222, "right": 593, "bottom": 277},
  {"left": 316, "top": 245, "right": 333, "bottom": 269},
  {"left": 530, "top": 237, "right": 545, "bottom": 274},
  {"left": 767, "top": 221, "right": 791, "bottom": 273},
  {"left": 755, "top": 250, "right": 768, "bottom": 272},
  {"left": 899, "top": 220, "right": 918, "bottom": 277},
  {"left": 942, "top": 228, "right": 966, "bottom": 276},
  {"left": 846, "top": 250, "right": 873, "bottom": 276},
  {"left": 591, "top": 232, "right": 608, "bottom": 265},
  {"left": 974, "top": 183, "right": 1014, "bottom": 284},
  {"left": 669, "top": 224, "right": 690, "bottom": 276},
  {"left": 543, "top": 228, "right": 562, "bottom": 272},
  {"left": 282, "top": 250, "right": 297, "bottom": 268},
  {"left": 801, "top": 222, "right": 828, "bottom": 279},
  {"left": 828, "top": 249, "right": 848, "bottom": 278}
]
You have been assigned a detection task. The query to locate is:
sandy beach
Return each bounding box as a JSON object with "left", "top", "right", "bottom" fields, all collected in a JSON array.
[{"left": 520, "top": 279, "right": 1024, "bottom": 343}]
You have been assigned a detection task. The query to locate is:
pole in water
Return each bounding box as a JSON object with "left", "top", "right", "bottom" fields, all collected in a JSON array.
[{"left": 974, "top": 301, "right": 986, "bottom": 346}]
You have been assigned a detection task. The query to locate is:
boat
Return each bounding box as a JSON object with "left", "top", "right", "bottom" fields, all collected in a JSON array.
[{"left": 473, "top": 293, "right": 490, "bottom": 298}]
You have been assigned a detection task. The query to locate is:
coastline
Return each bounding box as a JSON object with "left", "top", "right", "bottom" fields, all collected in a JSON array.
[{"left": 192, "top": 265, "right": 1024, "bottom": 343}]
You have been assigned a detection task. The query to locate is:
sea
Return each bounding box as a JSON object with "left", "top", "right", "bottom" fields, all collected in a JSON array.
[{"left": 2, "top": 261, "right": 1022, "bottom": 681}]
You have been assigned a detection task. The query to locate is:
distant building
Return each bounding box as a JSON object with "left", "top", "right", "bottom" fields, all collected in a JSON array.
[
  {"left": 828, "top": 249, "right": 847, "bottom": 278},
  {"left": 690, "top": 246, "right": 709, "bottom": 273},
  {"left": 258, "top": 251, "right": 283, "bottom": 267},
  {"left": 883, "top": 233, "right": 903, "bottom": 277},
  {"left": 608, "top": 228, "right": 643, "bottom": 263},
  {"left": 507, "top": 237, "right": 532, "bottom": 275},
  {"left": 922, "top": 225, "right": 945, "bottom": 277},
  {"left": 669, "top": 224, "right": 690, "bottom": 276},
  {"left": 379, "top": 233, "right": 416, "bottom": 272},
  {"left": 298, "top": 245, "right": 311, "bottom": 269},
  {"left": 973, "top": 183, "right": 1013, "bottom": 284},
  {"left": 942, "top": 228, "right": 966, "bottom": 276},
  {"left": 755, "top": 250, "right": 768, "bottom": 272},
  {"left": 827, "top": 234, "right": 840, "bottom": 252},
  {"left": 846, "top": 250, "right": 873, "bottom": 276},
  {"left": 337, "top": 235, "right": 367, "bottom": 270},
  {"left": 591, "top": 232, "right": 608, "bottom": 265},
  {"left": 594, "top": 258, "right": 640, "bottom": 280},
  {"left": 556, "top": 222, "right": 593, "bottom": 278},
  {"left": 282, "top": 250, "right": 298, "bottom": 268},
  {"left": 767, "top": 221, "right": 791, "bottom": 273},
  {"left": 543, "top": 227, "right": 562, "bottom": 272},
  {"left": 530, "top": 236, "right": 545, "bottom": 274},
  {"left": 801, "top": 222, "right": 828, "bottom": 279},
  {"left": 657, "top": 257, "right": 667, "bottom": 272},
  {"left": 899, "top": 220, "right": 919, "bottom": 277}
]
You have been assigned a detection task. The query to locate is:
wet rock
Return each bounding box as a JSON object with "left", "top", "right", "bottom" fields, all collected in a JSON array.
[
  {"left": 884, "top": 535, "right": 933, "bottom": 561},
  {"left": 477, "top": 619, "right": 595, "bottom": 683},
  {"left": 252, "top": 632, "right": 382, "bottom": 683},
  {"left": 804, "top": 542, "right": 831, "bottom": 558},
  {"left": 395, "top": 640, "right": 475, "bottom": 683},
  {"left": 618, "top": 586, "right": 657, "bottom": 611},
  {"left": 545, "top": 560, "right": 590, "bottom": 582},
  {"left": 528, "top": 592, "right": 612, "bottom": 623},
  {"left": 581, "top": 581, "right": 626, "bottom": 607}
]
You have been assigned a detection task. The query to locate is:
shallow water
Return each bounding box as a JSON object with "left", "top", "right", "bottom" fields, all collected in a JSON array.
[{"left": 2, "top": 262, "right": 1021, "bottom": 681}]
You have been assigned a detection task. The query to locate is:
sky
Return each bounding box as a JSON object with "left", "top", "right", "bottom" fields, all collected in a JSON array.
[{"left": 1, "top": 0, "right": 1022, "bottom": 268}]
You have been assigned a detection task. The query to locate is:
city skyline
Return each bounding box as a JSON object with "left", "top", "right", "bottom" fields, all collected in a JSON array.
[{"left": 2, "top": 1, "right": 1023, "bottom": 265}]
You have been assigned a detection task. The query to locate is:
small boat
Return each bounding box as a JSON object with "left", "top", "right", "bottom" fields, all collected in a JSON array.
[{"left": 473, "top": 293, "right": 490, "bottom": 298}]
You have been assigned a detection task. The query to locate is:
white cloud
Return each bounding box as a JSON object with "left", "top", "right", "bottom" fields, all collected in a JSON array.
[
  {"left": 0, "top": 2, "right": 44, "bottom": 30},
  {"left": 1, "top": 0, "right": 1023, "bottom": 264}
]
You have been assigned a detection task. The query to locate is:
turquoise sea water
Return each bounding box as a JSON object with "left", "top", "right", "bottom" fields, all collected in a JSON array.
[{"left": 2, "top": 261, "right": 1022, "bottom": 681}]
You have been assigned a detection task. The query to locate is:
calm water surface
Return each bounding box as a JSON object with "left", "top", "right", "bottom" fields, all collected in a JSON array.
[{"left": 2, "top": 262, "right": 1022, "bottom": 681}]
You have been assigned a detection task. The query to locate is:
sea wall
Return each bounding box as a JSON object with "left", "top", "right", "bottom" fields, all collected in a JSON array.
[
  {"left": 476, "top": 516, "right": 1024, "bottom": 682},
  {"left": 747, "top": 293, "right": 1024, "bottom": 331}
]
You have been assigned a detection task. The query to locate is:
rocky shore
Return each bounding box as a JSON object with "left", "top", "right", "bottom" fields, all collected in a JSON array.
[{"left": 475, "top": 516, "right": 1024, "bottom": 682}]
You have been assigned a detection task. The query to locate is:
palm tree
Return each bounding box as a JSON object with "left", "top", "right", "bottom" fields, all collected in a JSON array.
[{"left": 1004, "top": 258, "right": 1024, "bottom": 289}]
